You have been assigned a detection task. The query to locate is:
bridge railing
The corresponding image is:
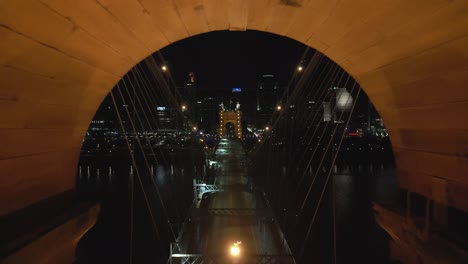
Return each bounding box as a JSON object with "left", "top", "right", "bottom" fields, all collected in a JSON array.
[
  {"left": 190, "top": 208, "right": 273, "bottom": 218},
  {"left": 169, "top": 247, "right": 295, "bottom": 264},
  {"left": 260, "top": 191, "right": 295, "bottom": 257}
]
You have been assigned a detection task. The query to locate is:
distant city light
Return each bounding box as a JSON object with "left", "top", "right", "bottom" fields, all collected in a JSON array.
[
  {"left": 192, "top": 126, "right": 197, "bottom": 131},
  {"left": 276, "top": 105, "right": 282, "bottom": 111},
  {"left": 161, "top": 65, "right": 168, "bottom": 72},
  {"left": 232, "top": 88, "right": 242, "bottom": 92},
  {"left": 297, "top": 66, "right": 303, "bottom": 72},
  {"left": 265, "top": 126, "right": 270, "bottom": 131},
  {"left": 181, "top": 105, "right": 187, "bottom": 111}
]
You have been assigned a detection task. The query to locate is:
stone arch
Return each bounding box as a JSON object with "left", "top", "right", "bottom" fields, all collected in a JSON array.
[
  {"left": 0, "top": 0, "right": 466, "bottom": 226},
  {"left": 219, "top": 110, "right": 242, "bottom": 139}
]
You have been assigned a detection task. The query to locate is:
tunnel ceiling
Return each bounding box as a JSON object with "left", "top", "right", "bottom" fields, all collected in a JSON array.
[{"left": 0, "top": 0, "right": 467, "bottom": 216}]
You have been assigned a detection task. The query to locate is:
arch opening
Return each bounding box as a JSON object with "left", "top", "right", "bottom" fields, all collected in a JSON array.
[
  {"left": 73, "top": 30, "right": 401, "bottom": 263},
  {"left": 225, "top": 122, "right": 236, "bottom": 137}
]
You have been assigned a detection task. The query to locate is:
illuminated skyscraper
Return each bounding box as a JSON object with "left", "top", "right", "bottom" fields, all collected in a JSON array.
[
  {"left": 255, "top": 75, "right": 284, "bottom": 128},
  {"left": 179, "top": 72, "right": 197, "bottom": 121}
]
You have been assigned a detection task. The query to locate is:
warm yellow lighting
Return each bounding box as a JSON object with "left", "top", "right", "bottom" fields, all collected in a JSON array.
[
  {"left": 265, "top": 126, "right": 270, "bottom": 131},
  {"left": 161, "top": 65, "right": 168, "bottom": 72},
  {"left": 297, "top": 66, "right": 303, "bottom": 72},
  {"left": 181, "top": 105, "right": 187, "bottom": 111},
  {"left": 193, "top": 126, "right": 197, "bottom": 131},
  {"left": 230, "top": 242, "right": 241, "bottom": 257},
  {"left": 276, "top": 105, "right": 282, "bottom": 111}
]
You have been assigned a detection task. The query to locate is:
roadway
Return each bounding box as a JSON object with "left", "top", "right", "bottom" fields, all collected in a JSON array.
[{"left": 173, "top": 138, "right": 294, "bottom": 263}]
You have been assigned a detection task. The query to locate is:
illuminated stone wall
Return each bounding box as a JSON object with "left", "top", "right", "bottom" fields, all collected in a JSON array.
[{"left": 219, "top": 111, "right": 242, "bottom": 139}]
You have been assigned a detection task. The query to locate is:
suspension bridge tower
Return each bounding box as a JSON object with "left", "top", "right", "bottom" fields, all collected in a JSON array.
[{"left": 218, "top": 101, "right": 242, "bottom": 139}]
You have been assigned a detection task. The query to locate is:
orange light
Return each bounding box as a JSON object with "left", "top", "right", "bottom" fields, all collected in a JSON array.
[{"left": 230, "top": 241, "right": 241, "bottom": 257}]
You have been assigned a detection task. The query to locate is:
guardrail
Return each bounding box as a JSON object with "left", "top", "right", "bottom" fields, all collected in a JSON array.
[
  {"left": 169, "top": 242, "right": 295, "bottom": 264},
  {"left": 190, "top": 208, "right": 273, "bottom": 218},
  {"left": 260, "top": 191, "right": 295, "bottom": 258}
]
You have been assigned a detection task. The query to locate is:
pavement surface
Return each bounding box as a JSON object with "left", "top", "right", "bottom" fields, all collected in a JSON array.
[{"left": 174, "top": 138, "right": 294, "bottom": 263}]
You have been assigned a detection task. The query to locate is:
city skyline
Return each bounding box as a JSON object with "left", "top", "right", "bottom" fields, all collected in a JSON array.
[{"left": 158, "top": 30, "right": 308, "bottom": 92}]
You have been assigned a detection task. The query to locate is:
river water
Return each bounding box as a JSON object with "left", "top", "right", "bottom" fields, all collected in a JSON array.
[
  {"left": 76, "top": 144, "right": 207, "bottom": 263},
  {"left": 76, "top": 140, "right": 397, "bottom": 263},
  {"left": 250, "top": 143, "right": 398, "bottom": 263}
]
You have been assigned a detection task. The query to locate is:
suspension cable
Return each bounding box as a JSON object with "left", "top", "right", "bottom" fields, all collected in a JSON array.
[
  {"left": 116, "top": 82, "right": 178, "bottom": 241},
  {"left": 110, "top": 90, "right": 164, "bottom": 252},
  {"left": 298, "top": 84, "right": 362, "bottom": 260},
  {"left": 299, "top": 74, "right": 354, "bottom": 213}
]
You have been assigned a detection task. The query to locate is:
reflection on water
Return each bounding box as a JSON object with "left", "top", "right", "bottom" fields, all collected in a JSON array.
[
  {"left": 76, "top": 144, "right": 397, "bottom": 263},
  {"left": 252, "top": 151, "right": 397, "bottom": 264},
  {"left": 75, "top": 149, "right": 206, "bottom": 264},
  {"left": 333, "top": 164, "right": 397, "bottom": 264}
]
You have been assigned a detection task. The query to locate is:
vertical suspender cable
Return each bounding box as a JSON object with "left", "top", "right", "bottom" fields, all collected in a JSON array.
[
  {"left": 110, "top": 90, "right": 164, "bottom": 252},
  {"left": 299, "top": 84, "right": 362, "bottom": 261}
]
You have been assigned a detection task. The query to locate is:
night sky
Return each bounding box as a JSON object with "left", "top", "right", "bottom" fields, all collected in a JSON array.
[
  {"left": 158, "top": 30, "right": 308, "bottom": 92},
  {"left": 96, "top": 29, "right": 374, "bottom": 120}
]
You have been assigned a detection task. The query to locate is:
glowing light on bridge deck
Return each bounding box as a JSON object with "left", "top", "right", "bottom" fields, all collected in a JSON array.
[
  {"left": 161, "top": 65, "right": 168, "bottom": 72},
  {"left": 229, "top": 241, "right": 241, "bottom": 257},
  {"left": 297, "top": 66, "right": 303, "bottom": 72}
]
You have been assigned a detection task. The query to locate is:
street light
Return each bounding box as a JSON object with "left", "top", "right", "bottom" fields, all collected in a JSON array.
[
  {"left": 161, "top": 65, "right": 168, "bottom": 72},
  {"left": 192, "top": 126, "right": 197, "bottom": 131},
  {"left": 181, "top": 105, "right": 187, "bottom": 111},
  {"left": 229, "top": 241, "right": 241, "bottom": 258},
  {"left": 265, "top": 126, "right": 270, "bottom": 131},
  {"left": 297, "top": 65, "right": 303, "bottom": 72},
  {"left": 276, "top": 105, "right": 282, "bottom": 111}
]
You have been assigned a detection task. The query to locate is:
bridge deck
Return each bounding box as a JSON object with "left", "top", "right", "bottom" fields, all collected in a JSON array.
[{"left": 171, "top": 138, "right": 295, "bottom": 263}]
